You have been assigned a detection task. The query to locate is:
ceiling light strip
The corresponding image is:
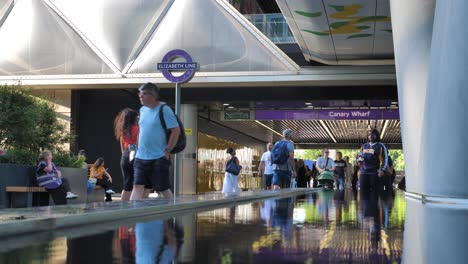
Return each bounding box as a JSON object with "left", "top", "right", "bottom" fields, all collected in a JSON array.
[
  {"left": 381, "top": 120, "right": 389, "bottom": 140},
  {"left": 255, "top": 120, "right": 283, "bottom": 137},
  {"left": 319, "top": 120, "right": 337, "bottom": 143}
]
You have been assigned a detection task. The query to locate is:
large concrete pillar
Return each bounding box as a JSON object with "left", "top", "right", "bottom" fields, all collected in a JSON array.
[
  {"left": 389, "top": 0, "right": 436, "bottom": 194},
  {"left": 420, "top": 0, "right": 468, "bottom": 198},
  {"left": 178, "top": 104, "right": 198, "bottom": 194},
  {"left": 404, "top": 198, "right": 468, "bottom": 263}
]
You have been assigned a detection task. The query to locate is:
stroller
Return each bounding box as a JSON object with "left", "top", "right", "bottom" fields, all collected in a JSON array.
[{"left": 317, "top": 170, "right": 334, "bottom": 190}]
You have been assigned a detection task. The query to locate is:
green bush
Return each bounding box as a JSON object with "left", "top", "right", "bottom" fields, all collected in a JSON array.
[
  {"left": 0, "top": 149, "right": 84, "bottom": 168},
  {"left": 0, "top": 149, "right": 37, "bottom": 166},
  {"left": 0, "top": 84, "right": 69, "bottom": 152},
  {"left": 0, "top": 84, "right": 82, "bottom": 168},
  {"left": 53, "top": 152, "right": 86, "bottom": 168}
]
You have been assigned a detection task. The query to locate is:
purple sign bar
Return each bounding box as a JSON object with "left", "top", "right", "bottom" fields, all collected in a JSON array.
[{"left": 256, "top": 109, "right": 400, "bottom": 120}]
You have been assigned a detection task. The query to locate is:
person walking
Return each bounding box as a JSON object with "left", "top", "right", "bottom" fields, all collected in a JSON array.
[
  {"left": 114, "top": 108, "right": 140, "bottom": 201},
  {"left": 258, "top": 142, "right": 273, "bottom": 190},
  {"left": 334, "top": 152, "right": 347, "bottom": 190},
  {"left": 271, "top": 129, "right": 296, "bottom": 190},
  {"left": 358, "top": 128, "right": 389, "bottom": 194},
  {"left": 343, "top": 156, "right": 353, "bottom": 188},
  {"left": 222, "top": 147, "right": 241, "bottom": 194},
  {"left": 130, "top": 82, "right": 180, "bottom": 200},
  {"left": 296, "top": 159, "right": 308, "bottom": 188},
  {"left": 315, "top": 149, "right": 335, "bottom": 189}
]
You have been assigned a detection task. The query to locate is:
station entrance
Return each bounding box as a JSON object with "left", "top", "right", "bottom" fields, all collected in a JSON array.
[{"left": 71, "top": 86, "right": 401, "bottom": 194}]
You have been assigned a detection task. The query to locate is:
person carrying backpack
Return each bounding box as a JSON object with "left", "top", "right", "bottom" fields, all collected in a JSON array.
[
  {"left": 271, "top": 129, "right": 296, "bottom": 190},
  {"left": 130, "top": 82, "right": 181, "bottom": 201}
]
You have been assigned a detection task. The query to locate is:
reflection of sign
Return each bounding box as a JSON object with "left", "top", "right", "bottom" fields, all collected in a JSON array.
[
  {"left": 157, "top": 49, "right": 198, "bottom": 83},
  {"left": 256, "top": 109, "right": 399, "bottom": 120},
  {"left": 185, "top": 128, "right": 193, "bottom": 135},
  {"left": 223, "top": 111, "right": 253, "bottom": 121}
]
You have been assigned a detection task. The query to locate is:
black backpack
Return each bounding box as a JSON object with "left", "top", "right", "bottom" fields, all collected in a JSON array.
[{"left": 159, "top": 104, "right": 186, "bottom": 154}]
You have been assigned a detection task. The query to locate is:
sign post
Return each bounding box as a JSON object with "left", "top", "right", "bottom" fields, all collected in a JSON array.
[{"left": 157, "top": 49, "right": 198, "bottom": 196}]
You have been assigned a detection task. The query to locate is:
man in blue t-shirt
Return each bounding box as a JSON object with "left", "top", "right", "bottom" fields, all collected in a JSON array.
[{"left": 130, "top": 82, "right": 180, "bottom": 200}]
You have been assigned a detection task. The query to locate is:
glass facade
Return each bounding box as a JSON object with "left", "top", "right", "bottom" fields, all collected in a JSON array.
[{"left": 245, "top": 14, "right": 296, "bottom": 44}]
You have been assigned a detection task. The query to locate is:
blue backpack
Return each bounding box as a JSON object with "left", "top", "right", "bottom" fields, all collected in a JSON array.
[{"left": 271, "top": 141, "right": 290, "bottom": 164}]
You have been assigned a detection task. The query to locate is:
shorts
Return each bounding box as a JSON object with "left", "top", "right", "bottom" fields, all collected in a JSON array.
[
  {"left": 264, "top": 174, "right": 273, "bottom": 187},
  {"left": 273, "top": 170, "right": 292, "bottom": 188},
  {"left": 134, "top": 157, "right": 171, "bottom": 192}
]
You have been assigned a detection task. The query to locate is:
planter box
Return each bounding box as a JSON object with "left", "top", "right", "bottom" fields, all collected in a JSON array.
[
  {"left": 0, "top": 164, "right": 89, "bottom": 208},
  {"left": 0, "top": 164, "right": 36, "bottom": 209},
  {"left": 58, "top": 167, "right": 88, "bottom": 204}
]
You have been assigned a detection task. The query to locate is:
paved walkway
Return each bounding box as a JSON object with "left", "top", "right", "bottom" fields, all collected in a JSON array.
[{"left": 0, "top": 189, "right": 316, "bottom": 237}]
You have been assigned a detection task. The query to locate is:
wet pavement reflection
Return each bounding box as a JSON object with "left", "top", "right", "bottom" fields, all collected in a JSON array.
[{"left": 0, "top": 189, "right": 406, "bottom": 263}]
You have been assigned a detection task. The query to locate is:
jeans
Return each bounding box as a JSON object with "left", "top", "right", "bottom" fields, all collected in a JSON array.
[{"left": 335, "top": 177, "right": 345, "bottom": 190}]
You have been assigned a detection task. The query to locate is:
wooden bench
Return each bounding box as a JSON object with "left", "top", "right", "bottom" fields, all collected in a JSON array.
[{"left": 6, "top": 186, "right": 48, "bottom": 208}]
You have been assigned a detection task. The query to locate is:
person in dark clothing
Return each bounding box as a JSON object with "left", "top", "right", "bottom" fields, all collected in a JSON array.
[
  {"left": 358, "top": 129, "right": 389, "bottom": 195},
  {"left": 296, "top": 159, "right": 308, "bottom": 188},
  {"left": 352, "top": 161, "right": 360, "bottom": 190}
]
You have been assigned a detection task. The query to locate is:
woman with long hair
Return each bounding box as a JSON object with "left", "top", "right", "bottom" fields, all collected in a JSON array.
[
  {"left": 114, "top": 108, "right": 139, "bottom": 201},
  {"left": 89, "top": 157, "right": 115, "bottom": 202}
]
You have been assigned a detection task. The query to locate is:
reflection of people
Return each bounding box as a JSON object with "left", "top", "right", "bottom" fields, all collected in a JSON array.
[
  {"left": 271, "top": 197, "right": 294, "bottom": 242},
  {"left": 89, "top": 157, "right": 115, "bottom": 202},
  {"left": 316, "top": 189, "right": 333, "bottom": 223},
  {"left": 260, "top": 199, "right": 275, "bottom": 226},
  {"left": 135, "top": 219, "right": 184, "bottom": 264},
  {"left": 258, "top": 142, "right": 273, "bottom": 190},
  {"left": 114, "top": 108, "right": 140, "bottom": 201}
]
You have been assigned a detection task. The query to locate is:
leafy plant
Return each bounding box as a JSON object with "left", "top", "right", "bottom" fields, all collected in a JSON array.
[
  {"left": 0, "top": 84, "right": 69, "bottom": 152},
  {"left": 0, "top": 84, "right": 81, "bottom": 167},
  {"left": 53, "top": 152, "right": 86, "bottom": 168}
]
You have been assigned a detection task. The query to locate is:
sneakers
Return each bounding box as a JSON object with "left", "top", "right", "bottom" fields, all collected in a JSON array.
[
  {"left": 66, "top": 192, "right": 78, "bottom": 199},
  {"left": 105, "top": 189, "right": 115, "bottom": 194}
]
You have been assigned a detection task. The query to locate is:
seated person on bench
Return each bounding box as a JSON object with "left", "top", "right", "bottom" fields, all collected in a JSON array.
[
  {"left": 36, "top": 150, "right": 78, "bottom": 205},
  {"left": 89, "top": 157, "right": 115, "bottom": 202}
]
